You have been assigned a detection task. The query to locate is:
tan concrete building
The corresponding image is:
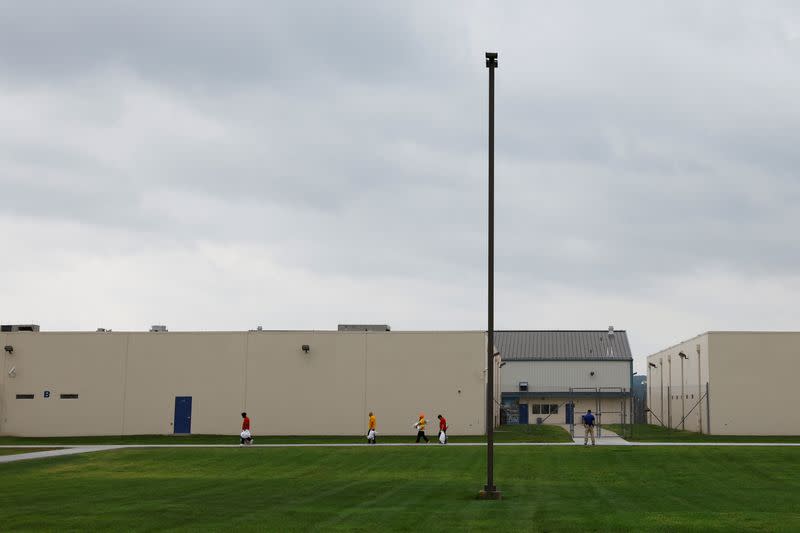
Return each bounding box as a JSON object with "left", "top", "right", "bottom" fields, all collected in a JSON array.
[
  {"left": 647, "top": 331, "right": 800, "bottom": 435},
  {"left": 497, "top": 329, "right": 633, "bottom": 430},
  {"left": 0, "top": 328, "right": 499, "bottom": 437}
]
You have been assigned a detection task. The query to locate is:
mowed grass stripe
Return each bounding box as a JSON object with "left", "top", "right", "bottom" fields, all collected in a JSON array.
[
  {"left": 0, "top": 424, "right": 571, "bottom": 445},
  {"left": 1, "top": 446, "right": 799, "bottom": 532},
  {"left": 607, "top": 424, "right": 800, "bottom": 443}
]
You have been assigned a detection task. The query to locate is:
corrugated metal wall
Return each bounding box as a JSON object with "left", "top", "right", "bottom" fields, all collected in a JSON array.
[{"left": 501, "top": 360, "right": 630, "bottom": 392}]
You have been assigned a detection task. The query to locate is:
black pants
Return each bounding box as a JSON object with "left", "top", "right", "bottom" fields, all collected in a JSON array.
[{"left": 416, "top": 430, "right": 428, "bottom": 443}]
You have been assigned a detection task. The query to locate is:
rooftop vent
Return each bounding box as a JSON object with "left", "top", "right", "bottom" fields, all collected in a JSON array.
[
  {"left": 149, "top": 325, "right": 168, "bottom": 332},
  {"left": 337, "top": 324, "right": 391, "bottom": 332},
  {"left": 1, "top": 324, "right": 40, "bottom": 332}
]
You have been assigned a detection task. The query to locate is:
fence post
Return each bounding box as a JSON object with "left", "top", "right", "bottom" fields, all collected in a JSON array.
[{"left": 667, "top": 385, "right": 671, "bottom": 429}]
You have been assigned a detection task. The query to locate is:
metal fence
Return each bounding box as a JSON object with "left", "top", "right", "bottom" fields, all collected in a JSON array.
[
  {"left": 568, "top": 387, "right": 632, "bottom": 439},
  {"left": 646, "top": 382, "right": 710, "bottom": 433}
]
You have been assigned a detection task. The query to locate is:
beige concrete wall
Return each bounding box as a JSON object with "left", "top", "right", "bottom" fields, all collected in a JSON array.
[
  {"left": 648, "top": 331, "right": 800, "bottom": 435},
  {"left": 0, "top": 333, "right": 8, "bottom": 435},
  {"left": 647, "top": 333, "right": 709, "bottom": 433},
  {"left": 707, "top": 332, "right": 800, "bottom": 435},
  {"left": 246, "top": 331, "right": 366, "bottom": 436},
  {"left": 0, "top": 330, "right": 487, "bottom": 437},
  {"left": 0, "top": 333, "right": 128, "bottom": 436},
  {"left": 124, "top": 332, "right": 248, "bottom": 436},
  {"left": 366, "top": 332, "right": 485, "bottom": 436}
]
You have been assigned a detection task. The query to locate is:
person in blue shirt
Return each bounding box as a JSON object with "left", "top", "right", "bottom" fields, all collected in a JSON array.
[{"left": 581, "top": 409, "right": 596, "bottom": 446}]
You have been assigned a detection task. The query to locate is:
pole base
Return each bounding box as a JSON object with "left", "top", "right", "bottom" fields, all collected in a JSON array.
[{"left": 477, "top": 489, "right": 503, "bottom": 500}]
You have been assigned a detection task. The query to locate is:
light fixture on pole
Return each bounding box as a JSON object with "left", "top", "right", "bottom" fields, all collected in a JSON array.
[{"left": 678, "top": 351, "right": 688, "bottom": 430}]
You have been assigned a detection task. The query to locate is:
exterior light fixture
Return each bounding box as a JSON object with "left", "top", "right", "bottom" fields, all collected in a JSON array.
[
  {"left": 301, "top": 345, "right": 310, "bottom": 353},
  {"left": 678, "top": 351, "right": 688, "bottom": 359},
  {"left": 4, "top": 345, "right": 13, "bottom": 354}
]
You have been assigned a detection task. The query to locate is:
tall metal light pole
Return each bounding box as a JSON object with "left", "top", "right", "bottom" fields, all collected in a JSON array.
[
  {"left": 679, "top": 351, "right": 688, "bottom": 430},
  {"left": 696, "top": 344, "right": 702, "bottom": 433},
  {"left": 479, "top": 51, "right": 501, "bottom": 500}
]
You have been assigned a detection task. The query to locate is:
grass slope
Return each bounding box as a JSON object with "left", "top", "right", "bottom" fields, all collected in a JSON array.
[
  {"left": 0, "top": 423, "right": 571, "bottom": 445},
  {"left": 607, "top": 424, "right": 800, "bottom": 443},
  {"left": 1, "top": 446, "right": 799, "bottom": 531}
]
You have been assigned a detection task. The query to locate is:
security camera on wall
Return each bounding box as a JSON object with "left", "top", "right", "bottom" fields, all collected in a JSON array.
[{"left": 3, "top": 345, "right": 12, "bottom": 354}]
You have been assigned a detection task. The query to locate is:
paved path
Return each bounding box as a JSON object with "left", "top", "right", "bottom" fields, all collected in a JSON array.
[
  {"left": 563, "top": 424, "right": 630, "bottom": 446},
  {"left": 2, "top": 440, "right": 800, "bottom": 464},
  {"left": 0, "top": 446, "right": 119, "bottom": 464}
]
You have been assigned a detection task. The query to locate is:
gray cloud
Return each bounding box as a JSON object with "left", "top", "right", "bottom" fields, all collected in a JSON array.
[{"left": 2, "top": 1, "right": 800, "bottom": 367}]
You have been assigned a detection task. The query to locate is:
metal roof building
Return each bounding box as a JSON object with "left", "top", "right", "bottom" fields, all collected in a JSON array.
[
  {"left": 494, "top": 330, "right": 633, "bottom": 361},
  {"left": 498, "top": 328, "right": 633, "bottom": 431}
]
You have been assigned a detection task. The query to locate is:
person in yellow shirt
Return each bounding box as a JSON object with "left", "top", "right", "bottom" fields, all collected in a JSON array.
[
  {"left": 414, "top": 413, "right": 429, "bottom": 443},
  {"left": 367, "top": 412, "right": 377, "bottom": 444}
]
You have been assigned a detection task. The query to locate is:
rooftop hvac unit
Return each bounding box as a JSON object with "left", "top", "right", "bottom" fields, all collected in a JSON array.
[
  {"left": 337, "top": 324, "right": 391, "bottom": 332},
  {"left": 150, "top": 325, "right": 168, "bottom": 332},
  {"left": 1, "top": 324, "right": 40, "bottom": 332}
]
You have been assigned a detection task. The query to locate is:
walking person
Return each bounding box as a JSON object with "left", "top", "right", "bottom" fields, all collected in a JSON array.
[
  {"left": 582, "top": 409, "right": 596, "bottom": 446},
  {"left": 367, "top": 411, "right": 377, "bottom": 444},
  {"left": 240, "top": 412, "right": 253, "bottom": 446},
  {"left": 437, "top": 414, "right": 448, "bottom": 444},
  {"left": 414, "top": 413, "right": 429, "bottom": 443}
]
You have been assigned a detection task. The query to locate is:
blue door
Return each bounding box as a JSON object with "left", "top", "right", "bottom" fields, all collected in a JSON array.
[
  {"left": 174, "top": 396, "right": 192, "bottom": 434},
  {"left": 566, "top": 402, "right": 574, "bottom": 425},
  {"left": 518, "top": 403, "right": 529, "bottom": 424}
]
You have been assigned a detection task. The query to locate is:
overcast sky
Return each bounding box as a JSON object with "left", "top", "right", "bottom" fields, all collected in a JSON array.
[{"left": 2, "top": 2, "right": 800, "bottom": 372}]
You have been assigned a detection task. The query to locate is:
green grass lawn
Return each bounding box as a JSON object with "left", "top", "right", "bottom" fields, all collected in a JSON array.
[
  {"left": 0, "top": 424, "right": 571, "bottom": 445},
  {"left": 607, "top": 424, "right": 800, "bottom": 443},
  {"left": 0, "top": 448, "right": 57, "bottom": 456},
  {"left": 1, "top": 445, "right": 799, "bottom": 531}
]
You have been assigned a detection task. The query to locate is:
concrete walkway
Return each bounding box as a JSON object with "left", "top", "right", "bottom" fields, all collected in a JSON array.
[
  {"left": 2, "top": 440, "right": 800, "bottom": 464},
  {"left": 563, "top": 425, "right": 630, "bottom": 446},
  {"left": 0, "top": 446, "right": 119, "bottom": 464}
]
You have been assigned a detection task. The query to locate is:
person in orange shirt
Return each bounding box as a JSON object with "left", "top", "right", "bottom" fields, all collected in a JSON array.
[
  {"left": 414, "top": 413, "right": 429, "bottom": 443},
  {"left": 367, "top": 412, "right": 377, "bottom": 444}
]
